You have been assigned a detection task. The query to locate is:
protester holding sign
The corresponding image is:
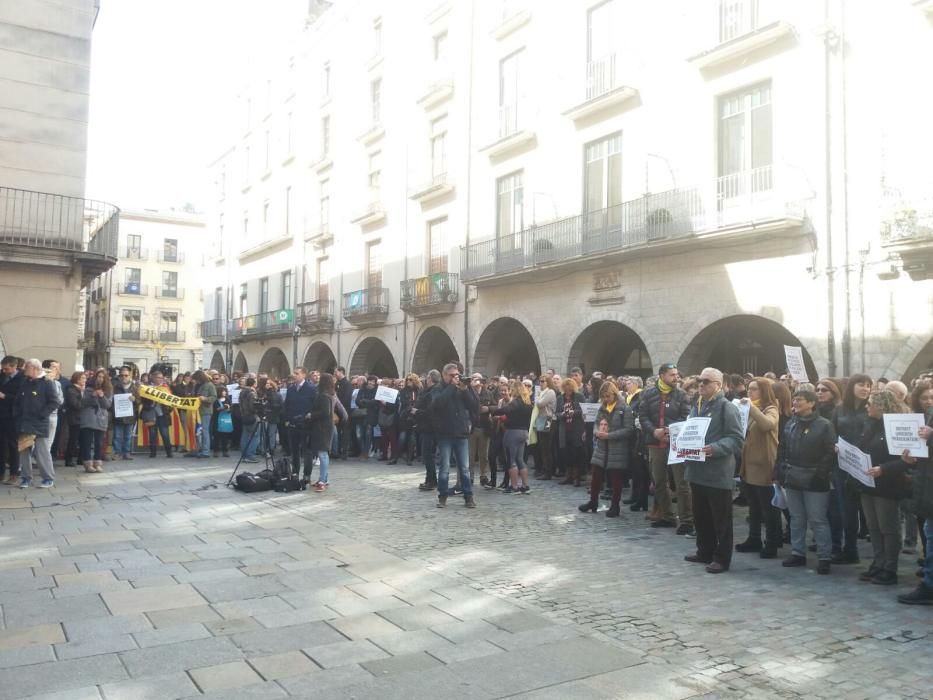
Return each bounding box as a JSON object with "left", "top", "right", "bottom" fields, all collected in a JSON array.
[
  {"left": 79, "top": 369, "right": 113, "bottom": 473},
  {"left": 683, "top": 368, "right": 745, "bottom": 574},
  {"left": 736, "top": 378, "right": 782, "bottom": 558},
  {"left": 899, "top": 381, "right": 933, "bottom": 605},
  {"left": 778, "top": 389, "right": 837, "bottom": 574},
  {"left": 855, "top": 391, "right": 913, "bottom": 585},
  {"left": 111, "top": 367, "right": 138, "bottom": 461},
  {"left": 830, "top": 374, "right": 872, "bottom": 565}
]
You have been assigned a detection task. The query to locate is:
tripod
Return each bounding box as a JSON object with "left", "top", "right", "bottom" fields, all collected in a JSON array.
[{"left": 226, "top": 417, "right": 274, "bottom": 487}]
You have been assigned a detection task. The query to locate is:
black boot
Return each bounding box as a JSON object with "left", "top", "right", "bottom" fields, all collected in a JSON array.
[
  {"left": 606, "top": 504, "right": 620, "bottom": 518},
  {"left": 578, "top": 501, "right": 597, "bottom": 513},
  {"left": 735, "top": 538, "right": 762, "bottom": 553}
]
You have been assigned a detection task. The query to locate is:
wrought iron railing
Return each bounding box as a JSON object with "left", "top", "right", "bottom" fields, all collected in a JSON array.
[
  {"left": 155, "top": 287, "right": 184, "bottom": 299},
  {"left": 113, "top": 328, "right": 148, "bottom": 342},
  {"left": 117, "top": 283, "right": 148, "bottom": 296},
  {"left": 498, "top": 103, "right": 519, "bottom": 139},
  {"left": 199, "top": 319, "right": 226, "bottom": 341},
  {"left": 126, "top": 247, "right": 147, "bottom": 260},
  {"left": 297, "top": 299, "right": 335, "bottom": 326},
  {"left": 880, "top": 198, "right": 933, "bottom": 245},
  {"left": 229, "top": 309, "right": 294, "bottom": 337},
  {"left": 157, "top": 250, "right": 184, "bottom": 263},
  {"left": 719, "top": 0, "right": 763, "bottom": 43},
  {"left": 342, "top": 287, "right": 389, "bottom": 319},
  {"left": 400, "top": 273, "right": 458, "bottom": 309},
  {"left": 158, "top": 330, "right": 186, "bottom": 343},
  {"left": 586, "top": 54, "right": 617, "bottom": 100},
  {"left": 0, "top": 186, "right": 119, "bottom": 262}
]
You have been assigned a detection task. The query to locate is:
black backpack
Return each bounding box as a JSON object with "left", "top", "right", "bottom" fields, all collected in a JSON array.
[
  {"left": 234, "top": 472, "right": 272, "bottom": 493},
  {"left": 271, "top": 456, "right": 305, "bottom": 492}
]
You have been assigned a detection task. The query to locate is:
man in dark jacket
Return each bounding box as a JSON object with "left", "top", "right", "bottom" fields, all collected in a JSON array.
[
  {"left": 432, "top": 363, "right": 478, "bottom": 508},
  {"left": 355, "top": 376, "right": 378, "bottom": 459},
  {"left": 0, "top": 356, "right": 25, "bottom": 482},
  {"left": 683, "top": 367, "right": 745, "bottom": 574},
  {"left": 13, "top": 359, "right": 62, "bottom": 487},
  {"left": 335, "top": 366, "right": 352, "bottom": 458},
  {"left": 638, "top": 362, "right": 693, "bottom": 533},
  {"left": 415, "top": 370, "right": 439, "bottom": 490},
  {"left": 283, "top": 367, "right": 316, "bottom": 471}
]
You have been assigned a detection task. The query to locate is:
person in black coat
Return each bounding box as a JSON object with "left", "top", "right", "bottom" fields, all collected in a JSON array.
[
  {"left": 283, "top": 367, "right": 317, "bottom": 474},
  {"left": 335, "top": 366, "right": 353, "bottom": 458},
  {"left": 303, "top": 373, "right": 346, "bottom": 490},
  {"left": 13, "top": 359, "right": 62, "bottom": 486},
  {"left": 830, "top": 373, "right": 872, "bottom": 564},
  {"left": 355, "top": 375, "right": 378, "bottom": 459},
  {"left": 0, "top": 356, "right": 25, "bottom": 481},
  {"left": 63, "top": 372, "right": 84, "bottom": 466},
  {"left": 555, "top": 377, "right": 586, "bottom": 486},
  {"left": 415, "top": 371, "right": 439, "bottom": 490}
]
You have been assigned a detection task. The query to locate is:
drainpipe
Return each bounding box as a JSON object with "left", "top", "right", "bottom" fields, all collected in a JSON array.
[
  {"left": 462, "top": 0, "right": 476, "bottom": 371},
  {"left": 839, "top": 0, "right": 852, "bottom": 375},
  {"left": 823, "top": 0, "right": 838, "bottom": 377},
  {"left": 402, "top": 143, "right": 409, "bottom": 373}
]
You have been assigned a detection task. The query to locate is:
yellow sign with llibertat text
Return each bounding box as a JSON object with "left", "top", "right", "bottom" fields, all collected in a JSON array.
[{"left": 137, "top": 384, "right": 201, "bottom": 411}]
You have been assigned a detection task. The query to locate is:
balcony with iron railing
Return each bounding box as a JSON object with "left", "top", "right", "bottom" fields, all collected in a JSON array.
[
  {"left": 342, "top": 287, "right": 389, "bottom": 327},
  {"left": 400, "top": 272, "right": 459, "bottom": 318},
  {"left": 350, "top": 189, "right": 386, "bottom": 227},
  {"left": 564, "top": 53, "right": 638, "bottom": 122},
  {"left": 417, "top": 61, "right": 454, "bottom": 110},
  {"left": 297, "top": 299, "right": 335, "bottom": 332},
  {"left": 82, "top": 330, "right": 100, "bottom": 351},
  {"left": 229, "top": 309, "right": 295, "bottom": 340},
  {"left": 0, "top": 186, "right": 119, "bottom": 286},
  {"left": 689, "top": 0, "right": 794, "bottom": 69},
  {"left": 493, "top": 0, "right": 531, "bottom": 40},
  {"left": 480, "top": 103, "right": 535, "bottom": 159},
  {"left": 409, "top": 170, "right": 455, "bottom": 205},
  {"left": 199, "top": 318, "right": 226, "bottom": 342},
  {"left": 156, "top": 250, "right": 184, "bottom": 263},
  {"left": 155, "top": 286, "right": 185, "bottom": 299},
  {"left": 880, "top": 197, "right": 933, "bottom": 280},
  {"left": 460, "top": 165, "right": 807, "bottom": 285},
  {"left": 116, "top": 282, "right": 148, "bottom": 296},
  {"left": 113, "top": 328, "right": 149, "bottom": 343},
  {"left": 158, "top": 330, "right": 186, "bottom": 343},
  {"left": 125, "top": 247, "right": 148, "bottom": 260}
]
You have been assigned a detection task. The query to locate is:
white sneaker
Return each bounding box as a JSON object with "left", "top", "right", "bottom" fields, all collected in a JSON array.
[
  {"left": 38, "top": 479, "right": 54, "bottom": 488},
  {"left": 18, "top": 478, "right": 31, "bottom": 489}
]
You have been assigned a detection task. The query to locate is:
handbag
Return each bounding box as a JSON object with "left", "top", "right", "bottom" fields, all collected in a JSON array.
[
  {"left": 534, "top": 413, "right": 551, "bottom": 432},
  {"left": 217, "top": 411, "right": 234, "bottom": 433},
  {"left": 783, "top": 464, "right": 818, "bottom": 491}
]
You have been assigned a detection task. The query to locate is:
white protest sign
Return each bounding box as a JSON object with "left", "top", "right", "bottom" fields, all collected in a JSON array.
[
  {"left": 882, "top": 413, "right": 929, "bottom": 458},
  {"left": 279, "top": 387, "right": 287, "bottom": 401},
  {"left": 113, "top": 393, "right": 135, "bottom": 418},
  {"left": 667, "top": 422, "right": 685, "bottom": 464},
  {"left": 375, "top": 385, "right": 399, "bottom": 403},
  {"left": 675, "top": 416, "right": 711, "bottom": 462},
  {"left": 580, "top": 403, "right": 601, "bottom": 423},
  {"left": 229, "top": 388, "right": 241, "bottom": 405},
  {"left": 783, "top": 345, "right": 810, "bottom": 383},
  {"left": 836, "top": 437, "right": 875, "bottom": 488},
  {"left": 732, "top": 399, "right": 750, "bottom": 435}
]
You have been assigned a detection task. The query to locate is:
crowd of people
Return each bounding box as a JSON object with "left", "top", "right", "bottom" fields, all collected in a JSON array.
[{"left": 1, "top": 352, "right": 931, "bottom": 606}]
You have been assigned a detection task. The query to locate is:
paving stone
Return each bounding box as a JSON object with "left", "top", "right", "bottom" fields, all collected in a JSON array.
[
  {"left": 428, "top": 639, "right": 505, "bottom": 664},
  {"left": 253, "top": 604, "right": 333, "bottom": 629},
  {"left": 430, "top": 619, "right": 503, "bottom": 644},
  {"left": 0, "top": 622, "right": 65, "bottom": 650},
  {"left": 183, "top": 681, "right": 288, "bottom": 699},
  {"left": 232, "top": 621, "right": 346, "bottom": 656},
  {"left": 55, "top": 633, "right": 138, "bottom": 660},
  {"left": 65, "top": 530, "right": 139, "bottom": 546},
  {"left": 19, "top": 686, "right": 102, "bottom": 700},
  {"left": 3, "top": 592, "right": 112, "bottom": 627},
  {"left": 368, "top": 628, "right": 455, "bottom": 656},
  {"left": 99, "top": 672, "right": 200, "bottom": 700},
  {"left": 304, "top": 638, "right": 390, "bottom": 668},
  {"left": 119, "top": 637, "right": 244, "bottom": 679},
  {"left": 0, "top": 654, "right": 127, "bottom": 700},
  {"left": 324, "top": 594, "right": 410, "bottom": 616},
  {"left": 327, "top": 612, "right": 405, "bottom": 640},
  {"left": 0, "top": 643, "right": 57, "bottom": 669},
  {"left": 486, "top": 610, "right": 556, "bottom": 633},
  {"left": 145, "top": 605, "right": 221, "bottom": 628},
  {"left": 132, "top": 623, "right": 212, "bottom": 647},
  {"left": 212, "top": 595, "right": 294, "bottom": 620},
  {"left": 276, "top": 665, "right": 373, "bottom": 696},
  {"left": 248, "top": 650, "right": 317, "bottom": 680},
  {"left": 190, "top": 660, "right": 264, "bottom": 692},
  {"left": 205, "top": 617, "right": 264, "bottom": 636},
  {"left": 102, "top": 583, "right": 207, "bottom": 615},
  {"left": 361, "top": 650, "right": 445, "bottom": 677}
]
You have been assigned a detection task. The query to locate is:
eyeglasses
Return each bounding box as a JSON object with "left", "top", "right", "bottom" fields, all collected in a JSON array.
[
  {"left": 816, "top": 387, "right": 830, "bottom": 393},
  {"left": 697, "top": 378, "right": 718, "bottom": 385}
]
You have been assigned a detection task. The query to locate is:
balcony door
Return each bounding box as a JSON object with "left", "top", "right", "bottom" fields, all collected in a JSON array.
[
  {"left": 587, "top": 1, "right": 618, "bottom": 99},
  {"left": 496, "top": 171, "right": 524, "bottom": 259},
  {"left": 498, "top": 50, "right": 523, "bottom": 139},
  {"left": 583, "top": 133, "right": 622, "bottom": 249},
  {"left": 160, "top": 312, "right": 178, "bottom": 342},
  {"left": 718, "top": 81, "right": 773, "bottom": 221},
  {"left": 122, "top": 309, "right": 141, "bottom": 341}
]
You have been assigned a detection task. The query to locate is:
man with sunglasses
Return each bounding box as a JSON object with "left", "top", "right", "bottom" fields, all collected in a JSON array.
[
  {"left": 683, "top": 368, "right": 745, "bottom": 574},
  {"left": 432, "top": 363, "right": 478, "bottom": 508}
]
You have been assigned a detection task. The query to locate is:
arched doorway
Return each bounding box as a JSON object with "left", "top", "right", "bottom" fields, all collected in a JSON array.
[
  {"left": 209, "top": 350, "right": 225, "bottom": 373},
  {"left": 258, "top": 347, "right": 290, "bottom": 379},
  {"left": 350, "top": 337, "right": 399, "bottom": 377},
  {"left": 903, "top": 337, "right": 933, "bottom": 383},
  {"left": 303, "top": 341, "right": 337, "bottom": 374},
  {"left": 473, "top": 317, "right": 541, "bottom": 378},
  {"left": 233, "top": 351, "right": 249, "bottom": 374},
  {"left": 567, "top": 321, "right": 652, "bottom": 378},
  {"left": 411, "top": 326, "right": 459, "bottom": 374},
  {"left": 678, "top": 315, "right": 817, "bottom": 378}
]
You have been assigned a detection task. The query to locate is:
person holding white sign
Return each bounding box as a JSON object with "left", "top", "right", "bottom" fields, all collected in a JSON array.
[
  {"left": 735, "top": 378, "right": 782, "bottom": 558},
  {"left": 777, "top": 389, "right": 837, "bottom": 575},
  {"left": 682, "top": 368, "right": 745, "bottom": 574},
  {"left": 854, "top": 391, "right": 915, "bottom": 585},
  {"left": 111, "top": 367, "right": 138, "bottom": 460}
]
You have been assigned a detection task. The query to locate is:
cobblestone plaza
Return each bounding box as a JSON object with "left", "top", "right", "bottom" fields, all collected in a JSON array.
[{"left": 0, "top": 457, "right": 928, "bottom": 699}]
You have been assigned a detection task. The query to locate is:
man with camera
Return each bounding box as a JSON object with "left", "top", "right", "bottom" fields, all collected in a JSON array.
[
  {"left": 432, "top": 363, "right": 478, "bottom": 509},
  {"left": 283, "top": 367, "right": 317, "bottom": 478}
]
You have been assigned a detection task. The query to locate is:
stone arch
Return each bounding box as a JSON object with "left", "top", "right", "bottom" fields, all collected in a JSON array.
[
  {"left": 472, "top": 317, "right": 542, "bottom": 378},
  {"left": 349, "top": 336, "right": 400, "bottom": 377},
  {"left": 302, "top": 341, "right": 338, "bottom": 374},
  {"left": 896, "top": 335, "right": 933, "bottom": 382},
  {"left": 258, "top": 346, "right": 290, "bottom": 379},
  {"left": 411, "top": 326, "right": 459, "bottom": 374},
  {"left": 567, "top": 321, "right": 653, "bottom": 378},
  {"left": 233, "top": 351, "right": 249, "bottom": 374},
  {"left": 209, "top": 350, "right": 225, "bottom": 372},
  {"left": 678, "top": 314, "right": 818, "bottom": 379}
]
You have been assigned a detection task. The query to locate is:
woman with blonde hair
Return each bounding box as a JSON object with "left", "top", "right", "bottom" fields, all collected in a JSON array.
[
  {"left": 579, "top": 381, "right": 634, "bottom": 517},
  {"left": 736, "top": 377, "right": 782, "bottom": 557},
  {"left": 532, "top": 374, "right": 557, "bottom": 480},
  {"left": 492, "top": 378, "right": 533, "bottom": 494},
  {"left": 555, "top": 377, "right": 586, "bottom": 486}
]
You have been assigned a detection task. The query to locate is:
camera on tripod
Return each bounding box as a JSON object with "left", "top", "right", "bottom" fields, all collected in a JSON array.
[{"left": 254, "top": 396, "right": 270, "bottom": 420}]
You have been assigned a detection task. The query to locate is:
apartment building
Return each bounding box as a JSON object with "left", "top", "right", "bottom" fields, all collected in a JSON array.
[
  {"left": 0, "top": 0, "right": 118, "bottom": 371},
  {"left": 202, "top": 0, "right": 933, "bottom": 382},
  {"left": 83, "top": 209, "right": 205, "bottom": 375}
]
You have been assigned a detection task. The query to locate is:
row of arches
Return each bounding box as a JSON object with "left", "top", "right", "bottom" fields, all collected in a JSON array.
[{"left": 209, "top": 315, "right": 933, "bottom": 382}]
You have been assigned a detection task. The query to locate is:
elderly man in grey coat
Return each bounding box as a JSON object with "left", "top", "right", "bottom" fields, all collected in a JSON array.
[
  {"left": 13, "top": 359, "right": 62, "bottom": 488},
  {"left": 682, "top": 367, "right": 745, "bottom": 574}
]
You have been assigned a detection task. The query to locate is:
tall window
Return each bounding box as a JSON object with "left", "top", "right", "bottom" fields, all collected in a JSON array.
[
  {"left": 720, "top": 0, "right": 761, "bottom": 43},
  {"left": 239, "top": 283, "right": 247, "bottom": 317},
  {"left": 317, "top": 257, "right": 329, "bottom": 301},
  {"left": 163, "top": 238, "right": 178, "bottom": 262},
  {"left": 430, "top": 116, "right": 447, "bottom": 179},
  {"left": 217, "top": 214, "right": 224, "bottom": 257},
  {"left": 427, "top": 218, "right": 448, "bottom": 274},
  {"left": 124, "top": 267, "right": 141, "bottom": 293},
  {"left": 284, "top": 187, "right": 291, "bottom": 236},
  {"left": 126, "top": 234, "right": 141, "bottom": 258},
  {"left": 321, "top": 115, "right": 330, "bottom": 156},
  {"left": 718, "top": 82, "right": 773, "bottom": 197},
  {"left": 496, "top": 171, "right": 524, "bottom": 248},
  {"left": 584, "top": 133, "right": 622, "bottom": 214},
  {"left": 587, "top": 1, "right": 618, "bottom": 99},
  {"left": 281, "top": 271, "right": 292, "bottom": 309},
  {"left": 433, "top": 31, "right": 448, "bottom": 62},
  {"left": 264, "top": 129, "right": 271, "bottom": 170},
  {"left": 320, "top": 179, "right": 330, "bottom": 229},
  {"left": 214, "top": 286, "right": 223, "bottom": 320},
  {"left": 286, "top": 112, "right": 293, "bottom": 154},
  {"left": 122, "top": 309, "right": 141, "bottom": 340},
  {"left": 162, "top": 271, "right": 178, "bottom": 297},
  {"left": 160, "top": 312, "right": 178, "bottom": 341},
  {"left": 243, "top": 211, "right": 249, "bottom": 239},
  {"left": 366, "top": 240, "right": 382, "bottom": 289},
  {"left": 227, "top": 286, "right": 234, "bottom": 320},
  {"left": 371, "top": 78, "right": 382, "bottom": 123},
  {"left": 368, "top": 151, "right": 382, "bottom": 193},
  {"left": 499, "top": 49, "right": 523, "bottom": 138},
  {"left": 259, "top": 277, "right": 269, "bottom": 314},
  {"left": 262, "top": 201, "right": 270, "bottom": 239},
  {"left": 243, "top": 146, "right": 250, "bottom": 183}
]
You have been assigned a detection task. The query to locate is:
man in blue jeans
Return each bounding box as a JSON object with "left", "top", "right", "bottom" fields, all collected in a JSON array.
[{"left": 432, "top": 363, "right": 478, "bottom": 508}]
